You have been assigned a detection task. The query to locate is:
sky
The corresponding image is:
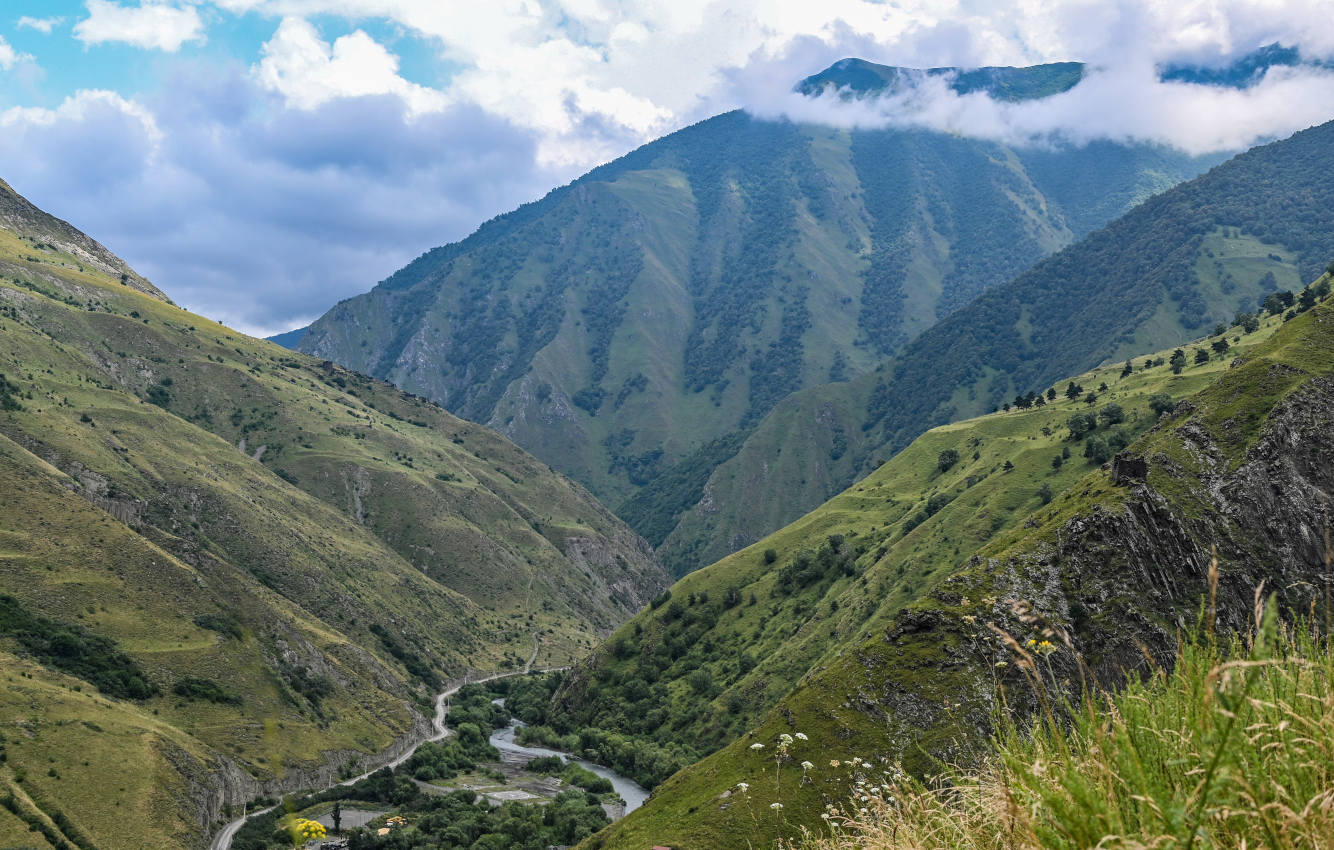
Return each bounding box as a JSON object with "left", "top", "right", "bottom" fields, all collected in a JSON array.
[{"left": 1, "top": 2, "right": 1334, "bottom": 336}]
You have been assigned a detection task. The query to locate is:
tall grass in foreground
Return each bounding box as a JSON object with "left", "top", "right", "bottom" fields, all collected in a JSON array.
[{"left": 801, "top": 596, "right": 1334, "bottom": 849}]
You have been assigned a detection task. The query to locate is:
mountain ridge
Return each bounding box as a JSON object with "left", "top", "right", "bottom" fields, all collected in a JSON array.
[
  {"left": 660, "top": 115, "right": 1334, "bottom": 573},
  {"left": 0, "top": 180, "right": 667, "bottom": 847},
  {"left": 295, "top": 65, "right": 1218, "bottom": 562}
]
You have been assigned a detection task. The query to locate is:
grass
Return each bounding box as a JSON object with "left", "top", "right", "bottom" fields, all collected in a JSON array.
[
  {"left": 0, "top": 178, "right": 666, "bottom": 846},
  {"left": 574, "top": 293, "right": 1334, "bottom": 850},
  {"left": 556, "top": 306, "right": 1287, "bottom": 766},
  {"left": 800, "top": 597, "right": 1334, "bottom": 850}
]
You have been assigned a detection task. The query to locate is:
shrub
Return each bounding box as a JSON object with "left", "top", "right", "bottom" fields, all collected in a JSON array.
[
  {"left": 173, "top": 676, "right": 242, "bottom": 705},
  {"left": 937, "top": 449, "right": 959, "bottom": 473}
]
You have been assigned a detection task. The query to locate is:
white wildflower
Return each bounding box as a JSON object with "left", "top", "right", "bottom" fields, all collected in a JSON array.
[
  {"left": 735, "top": 782, "right": 750, "bottom": 793},
  {"left": 795, "top": 732, "right": 808, "bottom": 741},
  {"left": 750, "top": 742, "right": 764, "bottom": 750},
  {"left": 770, "top": 802, "right": 783, "bottom": 810},
  {"left": 800, "top": 761, "right": 814, "bottom": 771}
]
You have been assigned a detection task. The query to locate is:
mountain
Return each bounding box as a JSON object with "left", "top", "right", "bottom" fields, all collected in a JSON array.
[
  {"left": 0, "top": 180, "right": 666, "bottom": 847},
  {"left": 800, "top": 44, "right": 1314, "bottom": 101},
  {"left": 573, "top": 283, "right": 1334, "bottom": 849},
  {"left": 796, "top": 57, "right": 1084, "bottom": 100},
  {"left": 266, "top": 326, "right": 306, "bottom": 348},
  {"left": 662, "top": 116, "right": 1334, "bottom": 574},
  {"left": 536, "top": 303, "right": 1287, "bottom": 781},
  {"left": 296, "top": 60, "right": 1217, "bottom": 553}
]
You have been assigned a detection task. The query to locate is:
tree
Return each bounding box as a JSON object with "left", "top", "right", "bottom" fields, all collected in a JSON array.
[
  {"left": 1098, "top": 403, "right": 1125, "bottom": 427},
  {"left": 762, "top": 548, "right": 777, "bottom": 565},
  {"left": 1120, "top": 360, "right": 1133, "bottom": 378},
  {"left": 1002, "top": 460, "right": 1014, "bottom": 472},
  {"left": 1169, "top": 349, "right": 1187, "bottom": 374},
  {"left": 332, "top": 802, "right": 342, "bottom": 835},
  {"left": 1067, "top": 412, "right": 1097, "bottom": 439},
  {"left": 1064, "top": 382, "right": 1083, "bottom": 400},
  {"left": 687, "top": 667, "right": 714, "bottom": 695},
  {"left": 1037, "top": 483, "right": 1054, "bottom": 505},
  {"left": 1052, "top": 454, "right": 1063, "bottom": 470},
  {"left": 1046, "top": 387, "right": 1057, "bottom": 401},
  {"left": 1149, "top": 393, "right": 1176, "bottom": 416},
  {"left": 1243, "top": 314, "right": 1261, "bottom": 334},
  {"left": 937, "top": 449, "right": 959, "bottom": 473},
  {"left": 1213, "top": 323, "right": 1226, "bottom": 336},
  {"left": 1083, "top": 392, "right": 1099, "bottom": 405},
  {"left": 1211, "top": 337, "right": 1230, "bottom": 356},
  {"left": 1084, "top": 434, "right": 1113, "bottom": 464},
  {"left": 1194, "top": 348, "right": 1210, "bottom": 365}
]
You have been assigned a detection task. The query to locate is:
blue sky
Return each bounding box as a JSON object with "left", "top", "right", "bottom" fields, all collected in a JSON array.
[{"left": 1, "top": 1, "right": 1333, "bottom": 336}]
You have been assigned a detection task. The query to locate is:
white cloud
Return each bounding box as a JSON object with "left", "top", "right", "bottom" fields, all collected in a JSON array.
[
  {"left": 255, "top": 16, "right": 446, "bottom": 114},
  {"left": 74, "top": 0, "right": 206, "bottom": 52},
  {"left": 749, "top": 62, "right": 1334, "bottom": 155},
  {"left": 0, "top": 70, "right": 556, "bottom": 336},
  {"left": 16, "top": 16, "right": 65, "bottom": 34},
  {"left": 0, "top": 35, "right": 34, "bottom": 70},
  {"left": 7, "top": 0, "right": 1334, "bottom": 335},
  {"left": 205, "top": 0, "right": 1334, "bottom": 172}
]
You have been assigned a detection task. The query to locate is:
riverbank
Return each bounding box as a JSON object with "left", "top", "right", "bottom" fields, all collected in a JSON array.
[{"left": 208, "top": 664, "right": 548, "bottom": 850}]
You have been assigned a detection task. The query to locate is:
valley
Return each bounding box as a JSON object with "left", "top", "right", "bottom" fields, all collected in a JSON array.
[
  {"left": 0, "top": 178, "right": 668, "bottom": 847},
  {"left": 3, "top": 19, "right": 1334, "bottom": 850}
]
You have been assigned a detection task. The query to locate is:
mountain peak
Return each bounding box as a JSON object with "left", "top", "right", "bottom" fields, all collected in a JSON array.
[
  {"left": 0, "top": 177, "right": 171, "bottom": 304},
  {"left": 796, "top": 58, "right": 1085, "bottom": 102},
  {"left": 801, "top": 43, "right": 1320, "bottom": 102}
]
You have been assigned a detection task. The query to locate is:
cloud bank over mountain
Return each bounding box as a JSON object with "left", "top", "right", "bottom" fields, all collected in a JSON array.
[{"left": 747, "top": 59, "right": 1334, "bottom": 155}]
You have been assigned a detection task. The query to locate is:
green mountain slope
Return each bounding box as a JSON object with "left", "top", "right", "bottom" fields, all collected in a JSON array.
[
  {"left": 297, "top": 62, "right": 1214, "bottom": 542},
  {"left": 0, "top": 181, "right": 666, "bottom": 847},
  {"left": 577, "top": 279, "right": 1334, "bottom": 850},
  {"left": 541, "top": 303, "right": 1287, "bottom": 779},
  {"left": 667, "top": 116, "right": 1334, "bottom": 573}
]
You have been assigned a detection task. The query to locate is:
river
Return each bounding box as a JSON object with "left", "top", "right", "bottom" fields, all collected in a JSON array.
[
  {"left": 209, "top": 670, "right": 647, "bottom": 849},
  {"left": 487, "top": 704, "right": 649, "bottom": 812}
]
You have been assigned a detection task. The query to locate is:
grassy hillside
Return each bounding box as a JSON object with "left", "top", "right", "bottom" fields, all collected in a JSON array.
[
  {"left": 802, "top": 618, "right": 1334, "bottom": 850},
  {"left": 297, "top": 62, "right": 1213, "bottom": 546},
  {"left": 668, "top": 117, "right": 1334, "bottom": 573},
  {"left": 0, "top": 180, "right": 666, "bottom": 847},
  {"left": 577, "top": 286, "right": 1334, "bottom": 849},
  {"left": 531, "top": 298, "right": 1290, "bottom": 787}
]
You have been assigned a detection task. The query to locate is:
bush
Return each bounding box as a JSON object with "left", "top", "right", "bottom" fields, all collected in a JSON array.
[
  {"left": 937, "top": 449, "right": 959, "bottom": 473},
  {"left": 173, "top": 676, "right": 242, "bottom": 705},
  {"left": 526, "top": 755, "right": 565, "bottom": 774},
  {"left": 0, "top": 594, "right": 158, "bottom": 700},
  {"left": 1149, "top": 393, "right": 1176, "bottom": 416}
]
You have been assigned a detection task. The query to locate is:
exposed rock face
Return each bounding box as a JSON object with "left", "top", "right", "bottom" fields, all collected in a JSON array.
[
  {"left": 1111, "top": 451, "right": 1149, "bottom": 484},
  {"left": 841, "top": 363, "right": 1334, "bottom": 777}
]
